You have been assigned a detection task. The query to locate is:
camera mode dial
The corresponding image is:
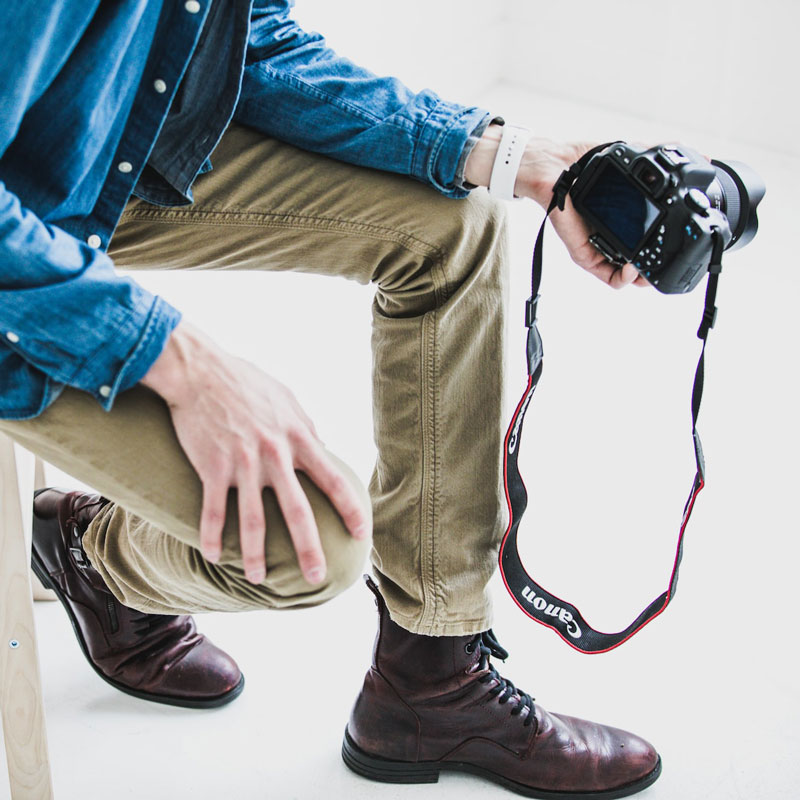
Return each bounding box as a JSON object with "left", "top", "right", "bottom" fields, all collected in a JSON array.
[{"left": 685, "top": 188, "right": 711, "bottom": 215}]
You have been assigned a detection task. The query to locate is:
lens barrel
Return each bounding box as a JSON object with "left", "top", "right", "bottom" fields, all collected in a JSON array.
[{"left": 708, "top": 159, "right": 766, "bottom": 251}]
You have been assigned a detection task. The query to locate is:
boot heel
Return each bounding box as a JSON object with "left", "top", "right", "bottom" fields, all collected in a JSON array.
[{"left": 342, "top": 728, "right": 440, "bottom": 784}]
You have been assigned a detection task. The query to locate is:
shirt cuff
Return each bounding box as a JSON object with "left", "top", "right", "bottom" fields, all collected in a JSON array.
[
  {"left": 411, "top": 101, "right": 492, "bottom": 199},
  {"left": 75, "top": 295, "right": 182, "bottom": 411}
]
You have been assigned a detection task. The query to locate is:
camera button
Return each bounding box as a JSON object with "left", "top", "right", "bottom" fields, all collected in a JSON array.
[{"left": 685, "top": 188, "right": 711, "bottom": 215}]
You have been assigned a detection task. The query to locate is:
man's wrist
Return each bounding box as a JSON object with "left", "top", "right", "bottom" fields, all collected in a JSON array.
[
  {"left": 514, "top": 139, "right": 586, "bottom": 207},
  {"left": 463, "top": 123, "right": 505, "bottom": 189},
  {"left": 140, "top": 321, "right": 200, "bottom": 406},
  {"left": 464, "top": 124, "right": 583, "bottom": 208}
]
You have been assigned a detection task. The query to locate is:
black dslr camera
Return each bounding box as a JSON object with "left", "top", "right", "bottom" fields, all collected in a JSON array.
[{"left": 570, "top": 142, "right": 765, "bottom": 294}]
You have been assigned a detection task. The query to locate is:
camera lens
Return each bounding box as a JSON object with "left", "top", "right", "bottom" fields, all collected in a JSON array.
[{"left": 707, "top": 160, "right": 766, "bottom": 251}]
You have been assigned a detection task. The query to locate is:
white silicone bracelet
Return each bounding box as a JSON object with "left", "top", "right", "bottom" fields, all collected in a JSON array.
[{"left": 488, "top": 125, "right": 530, "bottom": 200}]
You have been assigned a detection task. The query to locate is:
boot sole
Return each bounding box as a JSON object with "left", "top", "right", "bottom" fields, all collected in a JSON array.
[
  {"left": 30, "top": 497, "right": 245, "bottom": 710},
  {"left": 342, "top": 728, "right": 662, "bottom": 799}
]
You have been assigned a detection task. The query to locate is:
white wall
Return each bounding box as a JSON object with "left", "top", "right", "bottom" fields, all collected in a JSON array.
[
  {"left": 295, "top": 0, "right": 799, "bottom": 157},
  {"left": 503, "top": 0, "right": 800, "bottom": 157}
]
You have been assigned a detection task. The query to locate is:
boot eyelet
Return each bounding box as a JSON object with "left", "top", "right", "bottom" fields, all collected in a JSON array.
[{"left": 465, "top": 642, "right": 475, "bottom": 654}]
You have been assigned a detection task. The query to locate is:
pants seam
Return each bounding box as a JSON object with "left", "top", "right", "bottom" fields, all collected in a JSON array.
[
  {"left": 119, "top": 206, "right": 445, "bottom": 263},
  {"left": 417, "top": 312, "right": 435, "bottom": 633},
  {"left": 415, "top": 250, "right": 449, "bottom": 635}
]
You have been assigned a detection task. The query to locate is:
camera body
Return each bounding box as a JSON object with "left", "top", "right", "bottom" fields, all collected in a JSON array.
[{"left": 570, "top": 142, "right": 733, "bottom": 294}]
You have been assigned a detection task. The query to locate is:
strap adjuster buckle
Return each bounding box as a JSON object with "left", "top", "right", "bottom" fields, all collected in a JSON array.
[
  {"left": 525, "top": 295, "right": 540, "bottom": 327},
  {"left": 697, "top": 305, "right": 718, "bottom": 339},
  {"left": 69, "top": 546, "right": 90, "bottom": 569}
]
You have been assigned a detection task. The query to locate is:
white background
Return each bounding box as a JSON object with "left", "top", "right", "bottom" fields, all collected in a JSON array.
[{"left": 4, "top": 2, "right": 799, "bottom": 799}]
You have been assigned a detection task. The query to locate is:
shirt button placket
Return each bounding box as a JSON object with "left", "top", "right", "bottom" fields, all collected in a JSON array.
[
  {"left": 87, "top": 234, "right": 102, "bottom": 249},
  {"left": 184, "top": 1, "right": 201, "bottom": 13},
  {"left": 153, "top": 79, "right": 167, "bottom": 94},
  {"left": 117, "top": 161, "right": 133, "bottom": 173}
]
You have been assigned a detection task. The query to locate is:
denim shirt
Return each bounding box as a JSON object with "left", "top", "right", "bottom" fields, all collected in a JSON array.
[{"left": 0, "top": 0, "right": 490, "bottom": 420}]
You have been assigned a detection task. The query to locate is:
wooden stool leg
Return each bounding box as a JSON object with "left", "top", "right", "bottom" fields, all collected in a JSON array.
[
  {"left": 32, "top": 459, "right": 46, "bottom": 495},
  {"left": 0, "top": 433, "right": 54, "bottom": 799},
  {"left": 26, "top": 459, "right": 55, "bottom": 604}
]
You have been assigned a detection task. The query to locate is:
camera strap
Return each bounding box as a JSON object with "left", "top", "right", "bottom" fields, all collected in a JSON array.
[{"left": 498, "top": 148, "right": 725, "bottom": 653}]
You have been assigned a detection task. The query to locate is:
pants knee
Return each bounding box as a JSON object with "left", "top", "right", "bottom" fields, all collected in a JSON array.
[
  {"left": 247, "top": 454, "right": 372, "bottom": 609},
  {"left": 373, "top": 189, "right": 508, "bottom": 313}
]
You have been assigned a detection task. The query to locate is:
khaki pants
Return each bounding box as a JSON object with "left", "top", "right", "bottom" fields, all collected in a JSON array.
[{"left": 1, "top": 123, "right": 509, "bottom": 636}]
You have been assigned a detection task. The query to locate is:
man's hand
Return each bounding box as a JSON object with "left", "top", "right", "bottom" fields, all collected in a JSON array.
[
  {"left": 464, "top": 124, "right": 648, "bottom": 289},
  {"left": 141, "top": 321, "right": 370, "bottom": 585}
]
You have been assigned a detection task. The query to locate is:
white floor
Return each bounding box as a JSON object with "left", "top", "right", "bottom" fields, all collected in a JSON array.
[{"left": 2, "top": 86, "right": 798, "bottom": 800}]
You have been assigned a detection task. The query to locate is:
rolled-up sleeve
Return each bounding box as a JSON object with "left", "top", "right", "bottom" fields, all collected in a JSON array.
[
  {"left": 235, "top": 0, "right": 491, "bottom": 198},
  {"left": 0, "top": 186, "right": 181, "bottom": 411}
]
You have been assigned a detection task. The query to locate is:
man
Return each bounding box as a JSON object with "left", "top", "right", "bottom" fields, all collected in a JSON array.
[{"left": 0, "top": 1, "right": 658, "bottom": 797}]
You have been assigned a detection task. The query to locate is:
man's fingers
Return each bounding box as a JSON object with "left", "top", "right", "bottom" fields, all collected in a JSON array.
[
  {"left": 236, "top": 468, "right": 267, "bottom": 584},
  {"left": 296, "top": 440, "right": 370, "bottom": 541},
  {"left": 609, "top": 262, "right": 640, "bottom": 289},
  {"left": 549, "top": 196, "right": 653, "bottom": 291},
  {"left": 583, "top": 259, "right": 642, "bottom": 289},
  {"left": 269, "top": 455, "right": 327, "bottom": 585},
  {"left": 298, "top": 409, "right": 323, "bottom": 443},
  {"left": 582, "top": 258, "right": 618, "bottom": 285},
  {"left": 199, "top": 478, "right": 229, "bottom": 564}
]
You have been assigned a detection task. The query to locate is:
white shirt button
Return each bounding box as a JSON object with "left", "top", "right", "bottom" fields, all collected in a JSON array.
[
  {"left": 117, "top": 161, "right": 133, "bottom": 174},
  {"left": 6, "top": 332, "right": 20, "bottom": 344},
  {"left": 153, "top": 79, "right": 167, "bottom": 94},
  {"left": 87, "top": 234, "right": 102, "bottom": 249},
  {"left": 99, "top": 385, "right": 112, "bottom": 398},
  {"left": 185, "top": 0, "right": 201, "bottom": 13}
]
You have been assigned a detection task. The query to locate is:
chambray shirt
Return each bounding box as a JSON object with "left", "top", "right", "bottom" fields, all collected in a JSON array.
[{"left": 0, "top": 0, "right": 490, "bottom": 420}]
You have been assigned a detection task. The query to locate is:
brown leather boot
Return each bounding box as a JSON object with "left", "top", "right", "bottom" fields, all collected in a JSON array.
[
  {"left": 344, "top": 577, "right": 661, "bottom": 798},
  {"left": 31, "top": 488, "right": 244, "bottom": 709}
]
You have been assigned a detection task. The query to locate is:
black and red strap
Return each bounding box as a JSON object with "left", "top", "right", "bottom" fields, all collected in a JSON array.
[{"left": 498, "top": 156, "right": 724, "bottom": 653}]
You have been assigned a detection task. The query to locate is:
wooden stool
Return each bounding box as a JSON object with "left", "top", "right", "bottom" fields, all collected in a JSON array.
[{"left": 0, "top": 432, "right": 54, "bottom": 799}]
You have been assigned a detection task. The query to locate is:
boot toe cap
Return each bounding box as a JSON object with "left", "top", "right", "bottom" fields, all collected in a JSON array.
[
  {"left": 156, "top": 638, "right": 244, "bottom": 706},
  {"left": 550, "top": 711, "right": 660, "bottom": 791}
]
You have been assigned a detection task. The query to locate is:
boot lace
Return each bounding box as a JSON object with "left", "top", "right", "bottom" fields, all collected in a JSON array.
[{"left": 466, "top": 629, "right": 536, "bottom": 727}]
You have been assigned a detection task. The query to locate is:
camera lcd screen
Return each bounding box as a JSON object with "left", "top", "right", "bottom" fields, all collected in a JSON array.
[{"left": 581, "top": 162, "right": 660, "bottom": 252}]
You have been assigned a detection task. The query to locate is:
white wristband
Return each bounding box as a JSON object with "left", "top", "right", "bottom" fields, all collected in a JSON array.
[{"left": 488, "top": 124, "right": 530, "bottom": 201}]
